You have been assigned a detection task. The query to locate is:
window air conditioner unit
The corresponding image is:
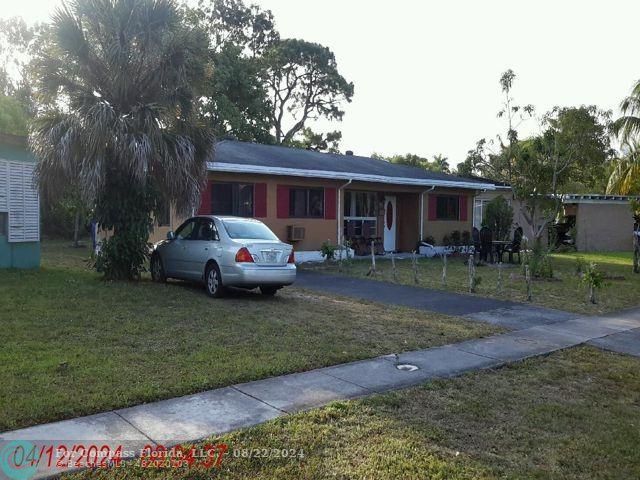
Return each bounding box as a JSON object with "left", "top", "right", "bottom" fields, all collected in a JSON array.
[{"left": 287, "top": 225, "right": 305, "bottom": 241}]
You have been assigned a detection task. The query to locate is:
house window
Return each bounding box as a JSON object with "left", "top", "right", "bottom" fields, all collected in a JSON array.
[
  {"left": 0, "top": 212, "right": 6, "bottom": 237},
  {"left": 212, "top": 183, "right": 254, "bottom": 217},
  {"left": 156, "top": 201, "right": 171, "bottom": 227},
  {"left": 344, "top": 191, "right": 378, "bottom": 238},
  {"left": 473, "top": 198, "right": 486, "bottom": 228},
  {"left": 289, "top": 188, "right": 324, "bottom": 218},
  {"left": 436, "top": 195, "right": 460, "bottom": 220}
]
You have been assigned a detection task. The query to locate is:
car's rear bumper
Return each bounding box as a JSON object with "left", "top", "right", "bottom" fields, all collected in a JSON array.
[{"left": 223, "top": 263, "right": 297, "bottom": 287}]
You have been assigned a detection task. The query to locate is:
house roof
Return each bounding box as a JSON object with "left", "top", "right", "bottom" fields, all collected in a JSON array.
[
  {"left": 461, "top": 174, "right": 511, "bottom": 189},
  {"left": 208, "top": 140, "right": 496, "bottom": 190},
  {"left": 562, "top": 194, "right": 640, "bottom": 204}
]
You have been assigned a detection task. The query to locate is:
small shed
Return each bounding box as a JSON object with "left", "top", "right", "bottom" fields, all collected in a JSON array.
[
  {"left": 562, "top": 195, "right": 638, "bottom": 252},
  {"left": 0, "top": 133, "right": 40, "bottom": 268}
]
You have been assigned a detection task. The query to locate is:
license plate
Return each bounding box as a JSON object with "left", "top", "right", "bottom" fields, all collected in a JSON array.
[{"left": 265, "top": 251, "right": 278, "bottom": 262}]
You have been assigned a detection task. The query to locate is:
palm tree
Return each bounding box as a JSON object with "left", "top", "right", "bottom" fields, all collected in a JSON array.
[
  {"left": 606, "top": 144, "right": 640, "bottom": 195},
  {"left": 30, "top": 0, "right": 214, "bottom": 279},
  {"left": 432, "top": 154, "right": 450, "bottom": 173},
  {"left": 607, "top": 143, "right": 640, "bottom": 274},
  {"left": 613, "top": 80, "right": 640, "bottom": 143}
]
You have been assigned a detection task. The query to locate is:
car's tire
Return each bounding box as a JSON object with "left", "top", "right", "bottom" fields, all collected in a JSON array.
[
  {"left": 205, "top": 263, "right": 224, "bottom": 298},
  {"left": 150, "top": 253, "right": 166, "bottom": 283},
  {"left": 260, "top": 286, "right": 280, "bottom": 296}
]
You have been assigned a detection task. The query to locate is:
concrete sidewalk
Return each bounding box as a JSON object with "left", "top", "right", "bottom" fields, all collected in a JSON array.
[
  {"left": 295, "top": 270, "right": 577, "bottom": 329},
  {"left": 2, "top": 307, "right": 640, "bottom": 479}
]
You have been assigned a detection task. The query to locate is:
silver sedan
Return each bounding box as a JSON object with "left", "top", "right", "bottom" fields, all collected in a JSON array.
[{"left": 150, "top": 216, "right": 296, "bottom": 297}]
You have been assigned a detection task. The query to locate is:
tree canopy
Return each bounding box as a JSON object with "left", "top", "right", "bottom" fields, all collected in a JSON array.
[
  {"left": 30, "top": 0, "right": 214, "bottom": 279},
  {"left": 190, "top": 0, "right": 353, "bottom": 149}
]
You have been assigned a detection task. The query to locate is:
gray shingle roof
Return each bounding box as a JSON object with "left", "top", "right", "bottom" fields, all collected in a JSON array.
[{"left": 210, "top": 140, "right": 493, "bottom": 189}]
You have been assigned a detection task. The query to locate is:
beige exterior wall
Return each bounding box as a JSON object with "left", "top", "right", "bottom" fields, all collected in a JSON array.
[
  {"left": 574, "top": 202, "right": 635, "bottom": 251},
  {"left": 148, "top": 172, "right": 477, "bottom": 251},
  {"left": 473, "top": 190, "right": 539, "bottom": 241},
  {"left": 422, "top": 189, "right": 474, "bottom": 244}
]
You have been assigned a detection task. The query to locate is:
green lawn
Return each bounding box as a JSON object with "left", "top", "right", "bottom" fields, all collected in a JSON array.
[
  {"left": 68, "top": 346, "right": 640, "bottom": 479},
  {"left": 303, "top": 251, "right": 640, "bottom": 315},
  {"left": 0, "top": 241, "right": 499, "bottom": 431}
]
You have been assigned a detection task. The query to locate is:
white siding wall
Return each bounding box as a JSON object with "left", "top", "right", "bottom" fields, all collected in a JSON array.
[{"left": 0, "top": 160, "right": 40, "bottom": 242}]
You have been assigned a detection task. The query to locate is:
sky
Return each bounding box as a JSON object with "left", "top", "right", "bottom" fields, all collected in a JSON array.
[{"left": 3, "top": 0, "right": 640, "bottom": 165}]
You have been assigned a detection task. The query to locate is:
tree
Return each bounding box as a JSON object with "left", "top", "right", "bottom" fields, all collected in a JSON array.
[
  {"left": 607, "top": 144, "right": 640, "bottom": 195},
  {"left": 432, "top": 154, "right": 450, "bottom": 173},
  {"left": 30, "top": 0, "right": 214, "bottom": 280},
  {"left": 264, "top": 38, "right": 354, "bottom": 144},
  {"left": 613, "top": 79, "right": 640, "bottom": 143},
  {"left": 187, "top": 0, "right": 275, "bottom": 142},
  {"left": 484, "top": 196, "right": 513, "bottom": 241},
  {"left": 379, "top": 153, "right": 450, "bottom": 172},
  {"left": 0, "top": 94, "right": 29, "bottom": 135},
  {"left": 193, "top": 0, "right": 279, "bottom": 56},
  {"left": 203, "top": 43, "right": 273, "bottom": 142},
  {"left": 287, "top": 127, "right": 342, "bottom": 153},
  {"left": 463, "top": 71, "right": 614, "bottom": 244}
]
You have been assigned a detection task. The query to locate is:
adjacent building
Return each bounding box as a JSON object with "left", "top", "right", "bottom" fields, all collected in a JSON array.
[
  {"left": 562, "top": 194, "right": 638, "bottom": 252},
  {"left": 0, "top": 133, "right": 40, "bottom": 268}
]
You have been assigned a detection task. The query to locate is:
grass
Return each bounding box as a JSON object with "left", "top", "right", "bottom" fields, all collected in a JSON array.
[
  {"left": 68, "top": 346, "right": 640, "bottom": 479},
  {"left": 0, "top": 241, "right": 500, "bottom": 431},
  {"left": 302, "top": 251, "right": 640, "bottom": 315}
]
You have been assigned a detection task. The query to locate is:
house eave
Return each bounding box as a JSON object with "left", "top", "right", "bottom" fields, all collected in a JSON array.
[{"left": 206, "top": 162, "right": 496, "bottom": 191}]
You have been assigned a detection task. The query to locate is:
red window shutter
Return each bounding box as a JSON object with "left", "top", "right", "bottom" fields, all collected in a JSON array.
[
  {"left": 197, "top": 181, "right": 213, "bottom": 214},
  {"left": 459, "top": 195, "right": 468, "bottom": 221},
  {"left": 428, "top": 194, "right": 437, "bottom": 221},
  {"left": 324, "top": 187, "right": 336, "bottom": 219},
  {"left": 276, "top": 185, "right": 289, "bottom": 218},
  {"left": 254, "top": 183, "right": 267, "bottom": 217}
]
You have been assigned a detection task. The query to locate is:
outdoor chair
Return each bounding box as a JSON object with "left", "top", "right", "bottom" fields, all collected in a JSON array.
[
  {"left": 479, "top": 226, "right": 493, "bottom": 263},
  {"left": 504, "top": 227, "right": 523, "bottom": 264}
]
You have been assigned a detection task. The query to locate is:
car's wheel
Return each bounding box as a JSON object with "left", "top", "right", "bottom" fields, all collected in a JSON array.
[
  {"left": 150, "top": 253, "right": 166, "bottom": 283},
  {"left": 205, "top": 263, "right": 224, "bottom": 298},
  {"left": 260, "top": 286, "right": 280, "bottom": 296}
]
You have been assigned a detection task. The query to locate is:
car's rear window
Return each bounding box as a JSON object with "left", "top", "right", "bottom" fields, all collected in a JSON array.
[{"left": 222, "top": 219, "right": 279, "bottom": 240}]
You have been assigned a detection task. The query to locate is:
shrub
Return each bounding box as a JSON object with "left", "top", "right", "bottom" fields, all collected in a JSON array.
[
  {"left": 461, "top": 230, "right": 471, "bottom": 246},
  {"left": 523, "top": 242, "right": 554, "bottom": 279},
  {"left": 424, "top": 235, "right": 436, "bottom": 245},
  {"left": 485, "top": 196, "right": 514, "bottom": 241},
  {"left": 581, "top": 262, "right": 606, "bottom": 304},
  {"left": 451, "top": 230, "right": 461, "bottom": 246},
  {"left": 574, "top": 256, "right": 587, "bottom": 275},
  {"left": 442, "top": 234, "right": 451, "bottom": 247},
  {"left": 320, "top": 240, "right": 337, "bottom": 261}
]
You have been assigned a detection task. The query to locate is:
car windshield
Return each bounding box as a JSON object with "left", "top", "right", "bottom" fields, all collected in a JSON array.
[{"left": 222, "top": 219, "right": 279, "bottom": 240}]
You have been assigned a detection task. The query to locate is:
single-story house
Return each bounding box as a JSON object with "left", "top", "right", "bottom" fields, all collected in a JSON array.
[
  {"left": 471, "top": 179, "right": 638, "bottom": 252},
  {"left": 0, "top": 133, "right": 40, "bottom": 269},
  {"left": 561, "top": 194, "right": 639, "bottom": 251},
  {"left": 150, "top": 140, "right": 495, "bottom": 259}
]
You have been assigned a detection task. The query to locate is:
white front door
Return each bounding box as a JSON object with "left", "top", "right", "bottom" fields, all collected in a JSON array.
[{"left": 383, "top": 195, "right": 397, "bottom": 252}]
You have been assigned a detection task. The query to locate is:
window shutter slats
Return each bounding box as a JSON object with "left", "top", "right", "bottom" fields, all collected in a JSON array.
[
  {"left": 428, "top": 194, "right": 437, "bottom": 221},
  {"left": 276, "top": 185, "right": 289, "bottom": 218},
  {"left": 197, "top": 180, "right": 213, "bottom": 215},
  {"left": 8, "top": 162, "right": 39, "bottom": 243},
  {"left": 254, "top": 183, "right": 267, "bottom": 217},
  {"left": 324, "top": 187, "right": 336, "bottom": 219},
  {"left": 459, "top": 195, "right": 468, "bottom": 221},
  {"left": 0, "top": 160, "right": 7, "bottom": 212}
]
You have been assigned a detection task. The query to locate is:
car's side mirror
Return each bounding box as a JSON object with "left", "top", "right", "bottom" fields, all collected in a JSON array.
[{"left": 167, "top": 231, "right": 175, "bottom": 240}]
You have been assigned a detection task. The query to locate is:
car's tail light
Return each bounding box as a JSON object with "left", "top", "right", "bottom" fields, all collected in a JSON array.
[
  {"left": 235, "top": 247, "right": 254, "bottom": 263},
  {"left": 287, "top": 250, "right": 295, "bottom": 264}
]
